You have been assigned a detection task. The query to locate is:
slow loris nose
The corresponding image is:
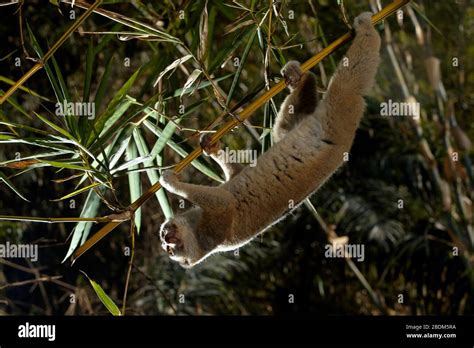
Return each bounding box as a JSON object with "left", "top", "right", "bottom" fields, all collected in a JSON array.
[{"left": 161, "top": 222, "right": 182, "bottom": 247}]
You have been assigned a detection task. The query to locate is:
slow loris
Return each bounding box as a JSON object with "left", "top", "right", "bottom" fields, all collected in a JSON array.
[{"left": 158, "top": 12, "right": 381, "bottom": 268}]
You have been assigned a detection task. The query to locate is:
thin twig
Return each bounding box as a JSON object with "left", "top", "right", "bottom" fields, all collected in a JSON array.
[
  {"left": 0, "top": 258, "right": 76, "bottom": 291},
  {"left": 0, "top": 276, "right": 63, "bottom": 290},
  {"left": 304, "top": 200, "right": 387, "bottom": 314},
  {"left": 121, "top": 220, "right": 135, "bottom": 315}
]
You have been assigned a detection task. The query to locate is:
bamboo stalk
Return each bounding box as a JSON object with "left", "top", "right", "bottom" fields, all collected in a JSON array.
[
  {"left": 0, "top": 0, "right": 102, "bottom": 104},
  {"left": 0, "top": 215, "right": 106, "bottom": 223}
]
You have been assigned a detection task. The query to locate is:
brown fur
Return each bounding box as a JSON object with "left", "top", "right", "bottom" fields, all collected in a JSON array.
[{"left": 159, "top": 12, "right": 381, "bottom": 268}]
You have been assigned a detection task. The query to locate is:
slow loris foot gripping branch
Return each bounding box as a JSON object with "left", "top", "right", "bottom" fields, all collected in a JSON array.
[{"left": 158, "top": 12, "right": 381, "bottom": 268}]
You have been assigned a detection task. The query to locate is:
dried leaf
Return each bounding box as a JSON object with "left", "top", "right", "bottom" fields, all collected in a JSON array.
[
  {"left": 153, "top": 55, "right": 193, "bottom": 87},
  {"left": 198, "top": 1, "right": 209, "bottom": 62},
  {"left": 424, "top": 56, "right": 441, "bottom": 90},
  {"left": 180, "top": 69, "right": 202, "bottom": 99}
]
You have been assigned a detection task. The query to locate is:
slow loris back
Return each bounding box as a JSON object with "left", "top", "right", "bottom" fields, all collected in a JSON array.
[{"left": 159, "top": 12, "right": 381, "bottom": 268}]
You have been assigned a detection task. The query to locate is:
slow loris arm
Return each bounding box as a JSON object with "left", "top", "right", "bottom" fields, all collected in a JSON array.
[
  {"left": 159, "top": 170, "right": 236, "bottom": 209},
  {"left": 200, "top": 134, "right": 244, "bottom": 181}
]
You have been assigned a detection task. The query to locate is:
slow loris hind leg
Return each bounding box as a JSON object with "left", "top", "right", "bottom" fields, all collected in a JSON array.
[{"left": 273, "top": 61, "right": 319, "bottom": 142}]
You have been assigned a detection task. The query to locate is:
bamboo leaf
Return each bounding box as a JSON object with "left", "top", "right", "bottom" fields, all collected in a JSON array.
[
  {"left": 0, "top": 76, "right": 51, "bottom": 101},
  {"left": 208, "top": 25, "right": 254, "bottom": 73},
  {"left": 33, "top": 112, "right": 75, "bottom": 141},
  {"left": 83, "top": 39, "right": 94, "bottom": 103},
  {"left": 93, "top": 68, "right": 141, "bottom": 137},
  {"left": 132, "top": 128, "right": 173, "bottom": 219},
  {"left": 0, "top": 171, "right": 30, "bottom": 202},
  {"left": 180, "top": 69, "right": 202, "bottom": 99},
  {"left": 198, "top": 1, "right": 209, "bottom": 62},
  {"left": 108, "top": 126, "right": 134, "bottom": 169},
  {"left": 51, "top": 182, "right": 101, "bottom": 202},
  {"left": 171, "top": 73, "right": 233, "bottom": 98},
  {"left": 0, "top": 121, "right": 51, "bottom": 136},
  {"left": 126, "top": 141, "right": 142, "bottom": 232},
  {"left": 82, "top": 272, "right": 122, "bottom": 316},
  {"left": 110, "top": 154, "right": 151, "bottom": 174},
  {"left": 226, "top": 27, "right": 256, "bottom": 105},
  {"left": 99, "top": 98, "right": 134, "bottom": 138},
  {"left": 143, "top": 120, "right": 223, "bottom": 183},
  {"left": 153, "top": 54, "right": 193, "bottom": 87},
  {"left": 63, "top": 189, "right": 101, "bottom": 261},
  {"left": 37, "top": 159, "right": 94, "bottom": 172},
  {"left": 27, "top": 24, "right": 64, "bottom": 103},
  {"left": 93, "top": 55, "right": 114, "bottom": 110},
  {"left": 0, "top": 136, "right": 76, "bottom": 153}
]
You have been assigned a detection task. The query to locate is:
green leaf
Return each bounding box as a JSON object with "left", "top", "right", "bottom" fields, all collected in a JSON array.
[
  {"left": 110, "top": 154, "right": 151, "bottom": 174},
  {"left": 126, "top": 141, "right": 142, "bottom": 233},
  {"left": 33, "top": 112, "right": 75, "bottom": 141},
  {"left": 208, "top": 25, "right": 254, "bottom": 73},
  {"left": 83, "top": 39, "right": 94, "bottom": 103},
  {"left": 0, "top": 151, "right": 68, "bottom": 167},
  {"left": 0, "top": 76, "right": 51, "bottom": 101},
  {"left": 37, "top": 159, "right": 94, "bottom": 172},
  {"left": 0, "top": 121, "right": 50, "bottom": 136},
  {"left": 143, "top": 120, "right": 223, "bottom": 183},
  {"left": 0, "top": 135, "right": 76, "bottom": 152},
  {"left": 0, "top": 171, "right": 29, "bottom": 202},
  {"left": 27, "top": 24, "right": 64, "bottom": 103},
  {"left": 51, "top": 182, "right": 101, "bottom": 202},
  {"left": 99, "top": 98, "right": 134, "bottom": 138},
  {"left": 133, "top": 128, "right": 173, "bottom": 219},
  {"left": 94, "top": 55, "right": 114, "bottom": 110},
  {"left": 63, "top": 189, "right": 101, "bottom": 261},
  {"left": 93, "top": 68, "right": 141, "bottom": 136},
  {"left": 109, "top": 126, "right": 134, "bottom": 169},
  {"left": 82, "top": 272, "right": 122, "bottom": 316},
  {"left": 226, "top": 28, "right": 256, "bottom": 106}
]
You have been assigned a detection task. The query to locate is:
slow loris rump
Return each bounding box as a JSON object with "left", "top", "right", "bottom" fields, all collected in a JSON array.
[{"left": 158, "top": 12, "right": 381, "bottom": 268}]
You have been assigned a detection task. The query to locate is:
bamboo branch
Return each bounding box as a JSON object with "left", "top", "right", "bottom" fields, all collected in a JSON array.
[
  {"left": 0, "top": 276, "right": 63, "bottom": 290},
  {"left": 0, "top": 215, "right": 106, "bottom": 223}
]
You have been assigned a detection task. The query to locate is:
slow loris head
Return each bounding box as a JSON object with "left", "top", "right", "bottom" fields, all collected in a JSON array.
[{"left": 159, "top": 208, "right": 213, "bottom": 268}]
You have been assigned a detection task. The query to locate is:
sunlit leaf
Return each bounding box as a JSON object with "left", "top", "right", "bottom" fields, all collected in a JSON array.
[{"left": 82, "top": 272, "right": 122, "bottom": 316}]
